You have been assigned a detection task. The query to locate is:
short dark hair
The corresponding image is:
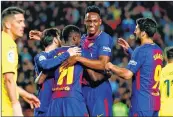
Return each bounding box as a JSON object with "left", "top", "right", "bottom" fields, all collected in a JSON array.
[
  {"left": 62, "top": 25, "right": 80, "bottom": 42},
  {"left": 165, "top": 47, "right": 173, "bottom": 60},
  {"left": 2, "top": 7, "right": 25, "bottom": 24},
  {"left": 136, "top": 18, "right": 157, "bottom": 37},
  {"left": 41, "top": 28, "right": 61, "bottom": 47},
  {"left": 85, "top": 5, "right": 101, "bottom": 17}
]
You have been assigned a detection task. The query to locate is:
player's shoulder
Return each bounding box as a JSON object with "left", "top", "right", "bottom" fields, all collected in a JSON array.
[
  {"left": 99, "top": 31, "right": 112, "bottom": 40},
  {"left": 34, "top": 51, "right": 47, "bottom": 61},
  {"left": 2, "top": 32, "right": 16, "bottom": 49},
  {"left": 133, "top": 46, "right": 143, "bottom": 53},
  {"left": 97, "top": 31, "right": 113, "bottom": 44},
  {"left": 162, "top": 63, "right": 173, "bottom": 73}
]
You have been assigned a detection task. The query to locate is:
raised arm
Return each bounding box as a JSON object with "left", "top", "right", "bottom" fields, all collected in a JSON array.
[{"left": 118, "top": 38, "right": 133, "bottom": 55}]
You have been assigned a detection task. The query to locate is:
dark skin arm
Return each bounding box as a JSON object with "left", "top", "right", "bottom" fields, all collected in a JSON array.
[
  {"left": 77, "top": 55, "right": 110, "bottom": 70},
  {"left": 86, "top": 69, "right": 111, "bottom": 81},
  {"left": 62, "top": 55, "right": 110, "bottom": 70},
  {"left": 62, "top": 55, "right": 111, "bottom": 81},
  {"left": 35, "top": 73, "right": 47, "bottom": 85}
]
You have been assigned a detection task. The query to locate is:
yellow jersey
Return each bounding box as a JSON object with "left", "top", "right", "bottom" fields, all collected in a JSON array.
[
  {"left": 2, "top": 31, "right": 19, "bottom": 116},
  {"left": 159, "top": 63, "right": 173, "bottom": 116}
]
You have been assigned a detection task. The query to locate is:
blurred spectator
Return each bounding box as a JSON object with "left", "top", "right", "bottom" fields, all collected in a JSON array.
[
  {"left": 20, "top": 47, "right": 32, "bottom": 63},
  {"left": 121, "top": 12, "right": 135, "bottom": 39},
  {"left": 112, "top": 99, "right": 129, "bottom": 116}
]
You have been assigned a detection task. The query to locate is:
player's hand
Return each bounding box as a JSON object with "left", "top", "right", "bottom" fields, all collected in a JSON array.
[
  {"left": 12, "top": 101, "right": 23, "bottom": 116},
  {"left": 61, "top": 56, "right": 78, "bottom": 68},
  {"left": 22, "top": 93, "right": 40, "bottom": 109},
  {"left": 117, "top": 38, "right": 130, "bottom": 50},
  {"left": 105, "top": 62, "right": 114, "bottom": 71},
  {"left": 67, "top": 47, "right": 81, "bottom": 56},
  {"left": 29, "top": 30, "right": 42, "bottom": 40}
]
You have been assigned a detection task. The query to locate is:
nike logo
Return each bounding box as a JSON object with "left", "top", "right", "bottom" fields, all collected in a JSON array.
[{"left": 97, "top": 113, "right": 104, "bottom": 117}]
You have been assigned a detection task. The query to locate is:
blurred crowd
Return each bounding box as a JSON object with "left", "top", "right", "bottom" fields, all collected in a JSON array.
[{"left": 2, "top": 1, "right": 173, "bottom": 116}]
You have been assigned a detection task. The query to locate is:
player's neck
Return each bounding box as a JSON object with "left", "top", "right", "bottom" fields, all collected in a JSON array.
[
  {"left": 140, "top": 37, "right": 154, "bottom": 45},
  {"left": 88, "top": 29, "right": 101, "bottom": 38},
  {"left": 3, "top": 29, "right": 17, "bottom": 41},
  {"left": 45, "top": 45, "right": 56, "bottom": 52}
]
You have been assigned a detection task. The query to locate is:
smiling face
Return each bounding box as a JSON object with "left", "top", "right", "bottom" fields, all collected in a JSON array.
[{"left": 84, "top": 12, "right": 102, "bottom": 35}]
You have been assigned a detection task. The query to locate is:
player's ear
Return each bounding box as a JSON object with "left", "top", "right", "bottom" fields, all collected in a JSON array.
[
  {"left": 99, "top": 19, "right": 102, "bottom": 25},
  {"left": 4, "top": 21, "right": 11, "bottom": 29},
  {"left": 141, "top": 31, "right": 145, "bottom": 37}
]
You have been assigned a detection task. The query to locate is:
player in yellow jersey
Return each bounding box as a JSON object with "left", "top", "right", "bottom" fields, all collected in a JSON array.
[
  {"left": 159, "top": 47, "right": 173, "bottom": 116},
  {"left": 2, "top": 7, "right": 40, "bottom": 116}
]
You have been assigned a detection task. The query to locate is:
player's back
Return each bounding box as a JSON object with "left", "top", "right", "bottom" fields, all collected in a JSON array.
[
  {"left": 159, "top": 63, "right": 173, "bottom": 116},
  {"left": 130, "top": 43, "right": 163, "bottom": 111},
  {"left": 52, "top": 46, "right": 84, "bottom": 101},
  {"left": 34, "top": 50, "right": 57, "bottom": 113}
]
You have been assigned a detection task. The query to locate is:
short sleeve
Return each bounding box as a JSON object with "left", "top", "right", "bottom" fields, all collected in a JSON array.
[
  {"left": 98, "top": 34, "right": 113, "bottom": 57},
  {"left": 2, "top": 45, "right": 17, "bottom": 74},
  {"left": 126, "top": 48, "right": 145, "bottom": 74}
]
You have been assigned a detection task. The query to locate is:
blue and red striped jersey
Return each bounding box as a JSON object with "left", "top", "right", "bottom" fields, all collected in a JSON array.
[
  {"left": 34, "top": 48, "right": 70, "bottom": 112},
  {"left": 127, "top": 43, "right": 163, "bottom": 111},
  {"left": 52, "top": 46, "right": 90, "bottom": 101}
]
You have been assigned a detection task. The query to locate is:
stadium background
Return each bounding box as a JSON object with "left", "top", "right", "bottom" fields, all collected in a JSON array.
[{"left": 1, "top": 1, "right": 173, "bottom": 116}]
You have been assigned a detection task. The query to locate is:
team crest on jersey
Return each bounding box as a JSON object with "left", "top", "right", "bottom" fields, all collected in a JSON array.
[{"left": 7, "top": 50, "right": 15, "bottom": 63}]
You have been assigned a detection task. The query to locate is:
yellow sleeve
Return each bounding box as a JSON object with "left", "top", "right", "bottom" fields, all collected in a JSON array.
[{"left": 2, "top": 45, "right": 16, "bottom": 74}]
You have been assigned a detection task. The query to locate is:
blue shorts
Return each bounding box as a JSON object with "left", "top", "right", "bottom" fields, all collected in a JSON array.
[
  {"left": 82, "top": 81, "right": 113, "bottom": 116},
  {"left": 47, "top": 97, "right": 89, "bottom": 116},
  {"left": 129, "top": 110, "right": 158, "bottom": 116}
]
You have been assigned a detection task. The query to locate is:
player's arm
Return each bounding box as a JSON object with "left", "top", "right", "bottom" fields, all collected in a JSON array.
[
  {"left": 2, "top": 46, "right": 23, "bottom": 116},
  {"left": 86, "top": 69, "right": 111, "bottom": 81},
  {"left": 105, "top": 62, "right": 133, "bottom": 79},
  {"left": 37, "top": 47, "right": 80, "bottom": 70},
  {"left": 76, "top": 55, "right": 110, "bottom": 70},
  {"left": 17, "top": 86, "right": 40, "bottom": 109},
  {"left": 118, "top": 38, "right": 133, "bottom": 55},
  {"left": 29, "top": 30, "right": 42, "bottom": 40},
  {"left": 106, "top": 48, "right": 145, "bottom": 80},
  {"left": 3, "top": 73, "right": 19, "bottom": 104},
  {"left": 34, "top": 71, "right": 47, "bottom": 84}
]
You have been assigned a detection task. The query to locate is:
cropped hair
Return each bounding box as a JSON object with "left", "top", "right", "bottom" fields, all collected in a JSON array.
[
  {"left": 136, "top": 18, "right": 157, "bottom": 37},
  {"left": 85, "top": 5, "right": 101, "bottom": 17},
  {"left": 2, "top": 7, "right": 25, "bottom": 26},
  {"left": 41, "top": 28, "right": 61, "bottom": 47},
  {"left": 165, "top": 47, "right": 173, "bottom": 60},
  {"left": 62, "top": 25, "right": 80, "bottom": 42}
]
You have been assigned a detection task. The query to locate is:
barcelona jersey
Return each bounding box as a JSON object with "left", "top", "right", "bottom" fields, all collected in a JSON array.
[
  {"left": 34, "top": 48, "right": 70, "bottom": 113},
  {"left": 127, "top": 43, "right": 163, "bottom": 111},
  {"left": 52, "top": 46, "right": 90, "bottom": 101},
  {"left": 80, "top": 31, "right": 114, "bottom": 116}
]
